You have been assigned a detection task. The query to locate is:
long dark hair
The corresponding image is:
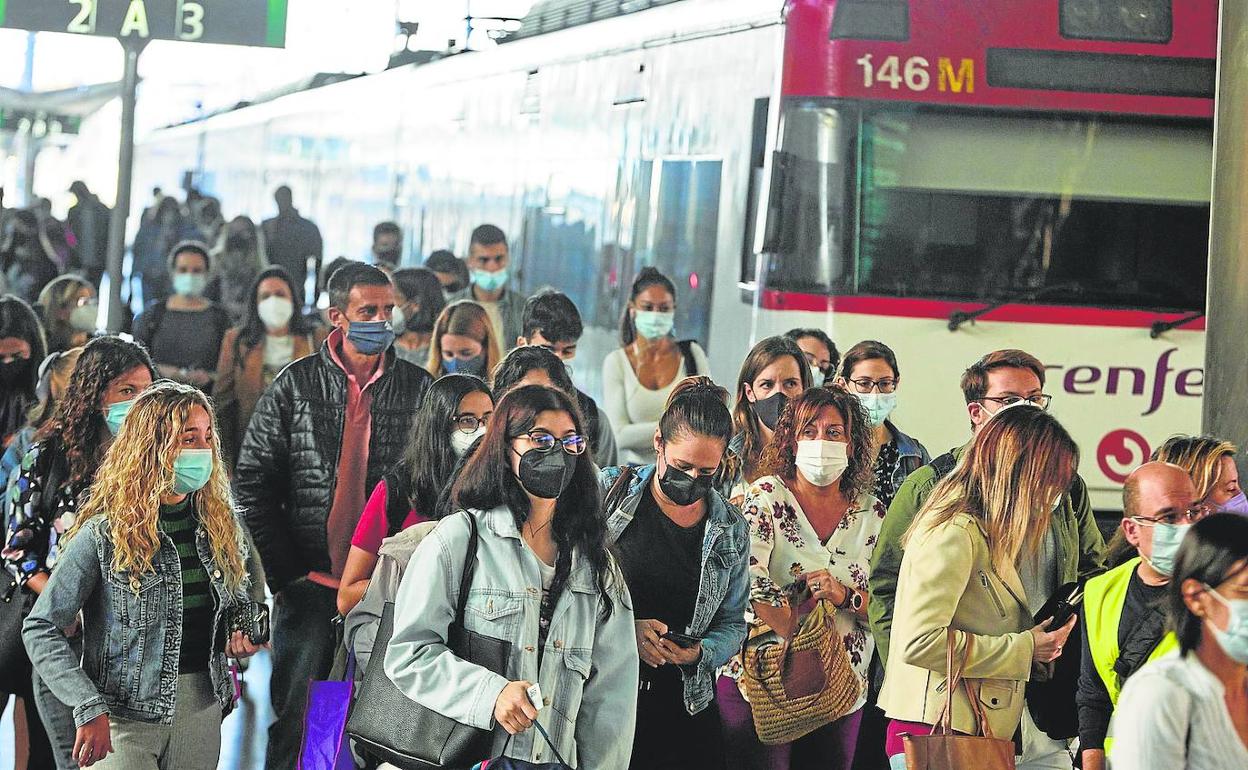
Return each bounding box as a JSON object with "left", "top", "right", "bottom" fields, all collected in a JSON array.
[
  {"left": 759, "top": 384, "right": 874, "bottom": 500},
  {"left": 1170, "top": 513, "right": 1248, "bottom": 655},
  {"left": 36, "top": 335, "right": 155, "bottom": 482},
  {"left": 234, "top": 265, "right": 316, "bottom": 355},
  {"left": 0, "top": 295, "right": 48, "bottom": 401},
  {"left": 392, "top": 267, "right": 445, "bottom": 334},
  {"left": 619, "top": 266, "right": 676, "bottom": 346},
  {"left": 399, "top": 374, "right": 492, "bottom": 517},
  {"left": 451, "top": 384, "right": 616, "bottom": 618},
  {"left": 731, "top": 335, "right": 811, "bottom": 483}
]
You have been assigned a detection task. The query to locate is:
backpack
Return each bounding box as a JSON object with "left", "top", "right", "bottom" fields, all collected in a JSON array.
[{"left": 676, "top": 339, "right": 702, "bottom": 377}]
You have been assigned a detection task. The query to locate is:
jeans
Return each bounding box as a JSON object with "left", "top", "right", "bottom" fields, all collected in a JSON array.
[
  {"left": 33, "top": 633, "right": 82, "bottom": 769},
  {"left": 265, "top": 579, "right": 338, "bottom": 770},
  {"left": 1017, "top": 707, "right": 1074, "bottom": 770},
  {"left": 718, "top": 675, "right": 864, "bottom": 770},
  {"left": 93, "top": 673, "right": 222, "bottom": 770}
]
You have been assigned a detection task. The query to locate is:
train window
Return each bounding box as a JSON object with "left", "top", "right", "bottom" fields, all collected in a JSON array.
[{"left": 856, "top": 109, "right": 1211, "bottom": 311}]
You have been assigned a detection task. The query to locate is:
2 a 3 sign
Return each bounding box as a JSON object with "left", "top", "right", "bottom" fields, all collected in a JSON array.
[{"left": 0, "top": 0, "right": 287, "bottom": 48}]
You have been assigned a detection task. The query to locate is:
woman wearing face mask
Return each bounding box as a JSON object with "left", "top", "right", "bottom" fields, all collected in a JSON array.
[
  {"left": 1, "top": 346, "right": 82, "bottom": 486},
  {"left": 22, "top": 381, "right": 264, "bottom": 770},
  {"left": 785, "top": 328, "right": 839, "bottom": 389},
  {"left": 206, "top": 215, "right": 268, "bottom": 325},
  {"left": 719, "top": 385, "right": 881, "bottom": 769},
  {"left": 1154, "top": 435, "right": 1246, "bottom": 515},
  {"left": 727, "top": 336, "right": 811, "bottom": 500},
  {"left": 600, "top": 376, "right": 748, "bottom": 769},
  {"left": 1109, "top": 513, "right": 1248, "bottom": 769},
  {"left": 3, "top": 335, "right": 154, "bottom": 769},
  {"left": 834, "top": 340, "right": 930, "bottom": 508},
  {"left": 384, "top": 384, "right": 638, "bottom": 768},
  {"left": 133, "top": 241, "right": 232, "bottom": 392},
  {"left": 212, "top": 266, "right": 326, "bottom": 467},
  {"left": 426, "top": 299, "right": 502, "bottom": 380},
  {"left": 602, "top": 267, "right": 708, "bottom": 465},
  {"left": 36, "top": 275, "right": 99, "bottom": 355},
  {"left": 391, "top": 267, "right": 446, "bottom": 366},
  {"left": 336, "top": 373, "right": 493, "bottom": 616},
  {"left": 0, "top": 295, "right": 48, "bottom": 445}
]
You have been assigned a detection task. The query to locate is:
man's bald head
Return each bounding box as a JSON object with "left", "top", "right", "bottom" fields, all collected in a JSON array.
[{"left": 1123, "top": 461, "right": 1197, "bottom": 520}]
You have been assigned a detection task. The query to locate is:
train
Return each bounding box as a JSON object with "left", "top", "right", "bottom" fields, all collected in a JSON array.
[{"left": 128, "top": 0, "right": 1217, "bottom": 510}]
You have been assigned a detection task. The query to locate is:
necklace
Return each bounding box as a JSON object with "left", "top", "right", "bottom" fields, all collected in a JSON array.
[{"left": 525, "top": 516, "right": 553, "bottom": 537}]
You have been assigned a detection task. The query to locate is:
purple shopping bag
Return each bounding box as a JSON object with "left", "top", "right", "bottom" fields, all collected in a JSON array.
[{"left": 298, "top": 653, "right": 357, "bottom": 770}]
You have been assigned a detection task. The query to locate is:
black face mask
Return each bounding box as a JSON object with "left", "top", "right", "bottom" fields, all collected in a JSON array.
[
  {"left": 376, "top": 248, "right": 401, "bottom": 266},
  {"left": 658, "top": 459, "right": 714, "bottom": 507},
  {"left": 751, "top": 392, "right": 788, "bottom": 431},
  {"left": 0, "top": 358, "right": 30, "bottom": 386},
  {"left": 515, "top": 447, "right": 577, "bottom": 500},
  {"left": 226, "top": 233, "right": 252, "bottom": 251}
]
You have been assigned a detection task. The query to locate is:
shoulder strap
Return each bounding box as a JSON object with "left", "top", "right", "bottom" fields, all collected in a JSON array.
[
  {"left": 603, "top": 466, "right": 636, "bottom": 516},
  {"left": 930, "top": 451, "right": 958, "bottom": 481},
  {"left": 383, "top": 470, "right": 410, "bottom": 538},
  {"left": 452, "top": 513, "right": 481, "bottom": 628},
  {"left": 677, "top": 339, "right": 699, "bottom": 376}
]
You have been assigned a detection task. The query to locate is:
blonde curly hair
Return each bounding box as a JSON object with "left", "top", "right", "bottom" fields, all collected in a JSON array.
[{"left": 68, "top": 381, "right": 247, "bottom": 593}]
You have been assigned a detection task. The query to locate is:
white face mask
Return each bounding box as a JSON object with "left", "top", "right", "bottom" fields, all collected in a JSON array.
[
  {"left": 257, "top": 295, "right": 294, "bottom": 331},
  {"left": 808, "top": 364, "right": 825, "bottom": 389},
  {"left": 795, "top": 439, "right": 849, "bottom": 487},
  {"left": 451, "top": 426, "right": 485, "bottom": 458}
]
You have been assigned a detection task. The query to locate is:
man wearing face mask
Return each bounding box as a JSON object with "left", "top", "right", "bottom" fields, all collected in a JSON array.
[
  {"left": 234, "top": 262, "right": 432, "bottom": 770},
  {"left": 449, "top": 224, "right": 527, "bottom": 352},
  {"left": 1076, "top": 462, "right": 1201, "bottom": 770},
  {"left": 867, "top": 348, "right": 1105, "bottom": 770},
  {"left": 370, "top": 220, "right": 403, "bottom": 270}
]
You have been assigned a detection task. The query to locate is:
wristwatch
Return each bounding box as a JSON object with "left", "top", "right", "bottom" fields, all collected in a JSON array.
[{"left": 839, "top": 587, "right": 863, "bottom": 612}]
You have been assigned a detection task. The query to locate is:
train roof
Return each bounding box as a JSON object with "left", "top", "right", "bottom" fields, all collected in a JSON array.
[{"left": 501, "top": 0, "right": 686, "bottom": 42}]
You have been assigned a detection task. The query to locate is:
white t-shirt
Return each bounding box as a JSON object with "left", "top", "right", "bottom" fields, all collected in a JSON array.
[
  {"left": 262, "top": 333, "right": 296, "bottom": 383},
  {"left": 1110, "top": 651, "right": 1248, "bottom": 769},
  {"left": 601, "top": 342, "right": 709, "bottom": 465}
]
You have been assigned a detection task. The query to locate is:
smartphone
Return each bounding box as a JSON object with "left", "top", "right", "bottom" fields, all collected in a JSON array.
[
  {"left": 661, "top": 631, "right": 702, "bottom": 649},
  {"left": 1035, "top": 582, "right": 1084, "bottom": 632}
]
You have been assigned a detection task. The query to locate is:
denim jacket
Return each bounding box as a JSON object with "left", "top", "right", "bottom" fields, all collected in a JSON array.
[
  {"left": 22, "top": 513, "right": 249, "bottom": 727},
  {"left": 384, "top": 508, "right": 639, "bottom": 770},
  {"left": 599, "top": 464, "right": 750, "bottom": 714},
  {"left": 887, "top": 421, "right": 932, "bottom": 495}
]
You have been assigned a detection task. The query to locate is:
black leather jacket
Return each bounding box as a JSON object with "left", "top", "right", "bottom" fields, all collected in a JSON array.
[{"left": 234, "top": 341, "right": 431, "bottom": 593}]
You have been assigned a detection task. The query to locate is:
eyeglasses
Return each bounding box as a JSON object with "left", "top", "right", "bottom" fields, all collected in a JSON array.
[
  {"left": 847, "top": 377, "right": 897, "bottom": 394},
  {"left": 979, "top": 394, "right": 1053, "bottom": 410},
  {"left": 803, "top": 354, "right": 833, "bottom": 372},
  {"left": 515, "top": 430, "right": 587, "bottom": 455},
  {"left": 452, "top": 414, "right": 490, "bottom": 433},
  {"left": 1132, "top": 506, "right": 1212, "bottom": 527}
]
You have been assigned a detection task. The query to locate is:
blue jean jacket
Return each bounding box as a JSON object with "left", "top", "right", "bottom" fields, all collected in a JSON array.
[
  {"left": 385, "top": 507, "right": 639, "bottom": 769},
  {"left": 600, "top": 464, "right": 749, "bottom": 714},
  {"left": 22, "top": 514, "right": 248, "bottom": 727}
]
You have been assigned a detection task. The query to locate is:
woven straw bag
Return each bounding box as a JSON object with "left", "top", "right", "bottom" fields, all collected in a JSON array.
[{"left": 741, "top": 600, "right": 862, "bottom": 745}]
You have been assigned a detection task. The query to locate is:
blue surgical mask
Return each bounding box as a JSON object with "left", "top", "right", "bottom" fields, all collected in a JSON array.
[
  {"left": 1220, "top": 491, "right": 1248, "bottom": 516},
  {"left": 105, "top": 399, "right": 136, "bottom": 436},
  {"left": 856, "top": 391, "right": 897, "bottom": 428},
  {"left": 346, "top": 320, "right": 395, "bottom": 356},
  {"left": 1141, "top": 521, "right": 1189, "bottom": 577},
  {"left": 634, "top": 310, "right": 675, "bottom": 340},
  {"left": 472, "top": 268, "right": 508, "bottom": 293},
  {"left": 444, "top": 354, "right": 486, "bottom": 377},
  {"left": 1204, "top": 585, "right": 1248, "bottom": 665},
  {"left": 173, "top": 449, "right": 214, "bottom": 495},
  {"left": 172, "top": 273, "right": 207, "bottom": 297}
]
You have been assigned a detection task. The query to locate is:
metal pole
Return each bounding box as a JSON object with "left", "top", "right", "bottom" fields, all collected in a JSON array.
[
  {"left": 105, "top": 39, "right": 145, "bottom": 332},
  {"left": 1203, "top": 0, "right": 1248, "bottom": 478}
]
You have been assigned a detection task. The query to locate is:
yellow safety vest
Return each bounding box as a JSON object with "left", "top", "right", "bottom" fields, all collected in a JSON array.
[{"left": 1083, "top": 557, "right": 1179, "bottom": 752}]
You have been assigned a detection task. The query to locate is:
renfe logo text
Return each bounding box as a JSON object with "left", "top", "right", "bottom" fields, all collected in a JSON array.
[{"left": 1046, "top": 348, "right": 1201, "bottom": 417}]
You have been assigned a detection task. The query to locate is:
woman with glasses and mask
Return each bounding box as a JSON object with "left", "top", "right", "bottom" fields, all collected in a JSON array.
[
  {"left": 36, "top": 275, "right": 98, "bottom": 355},
  {"left": 336, "top": 373, "right": 493, "bottom": 615},
  {"left": 833, "top": 340, "right": 930, "bottom": 508},
  {"left": 390, "top": 267, "right": 446, "bottom": 366},
  {"left": 1109, "top": 513, "right": 1248, "bottom": 770},
  {"left": 785, "top": 328, "right": 839, "bottom": 389},
  {"left": 600, "top": 376, "right": 748, "bottom": 769},
  {"left": 3, "top": 335, "right": 154, "bottom": 769},
  {"left": 603, "top": 267, "right": 708, "bottom": 465},
  {"left": 727, "top": 336, "right": 811, "bottom": 502},
  {"left": 1154, "top": 435, "right": 1245, "bottom": 515},
  {"left": 385, "top": 384, "right": 638, "bottom": 768},
  {"left": 212, "top": 265, "right": 326, "bottom": 467},
  {"left": 427, "top": 299, "right": 502, "bottom": 380},
  {"left": 721, "top": 385, "right": 882, "bottom": 770}
]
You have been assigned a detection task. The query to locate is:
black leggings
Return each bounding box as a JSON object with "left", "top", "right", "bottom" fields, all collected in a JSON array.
[{"left": 629, "top": 666, "right": 725, "bottom": 770}]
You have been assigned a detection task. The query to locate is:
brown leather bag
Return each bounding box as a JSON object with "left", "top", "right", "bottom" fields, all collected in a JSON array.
[{"left": 901, "top": 633, "right": 1017, "bottom": 770}]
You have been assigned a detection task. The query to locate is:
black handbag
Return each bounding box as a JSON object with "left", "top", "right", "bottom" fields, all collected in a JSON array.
[{"left": 346, "top": 512, "right": 512, "bottom": 769}]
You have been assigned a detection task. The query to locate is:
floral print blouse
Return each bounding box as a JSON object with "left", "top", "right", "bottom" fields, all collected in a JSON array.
[
  {"left": 2, "top": 439, "right": 87, "bottom": 588},
  {"left": 726, "top": 475, "right": 886, "bottom": 713}
]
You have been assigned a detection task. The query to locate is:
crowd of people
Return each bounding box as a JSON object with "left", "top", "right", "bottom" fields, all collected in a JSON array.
[{"left": 0, "top": 183, "right": 1245, "bottom": 770}]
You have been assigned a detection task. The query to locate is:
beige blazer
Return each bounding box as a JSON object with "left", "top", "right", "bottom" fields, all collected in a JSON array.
[{"left": 878, "top": 512, "right": 1035, "bottom": 739}]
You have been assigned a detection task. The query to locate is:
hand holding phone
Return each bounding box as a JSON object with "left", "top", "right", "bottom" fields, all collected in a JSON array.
[{"left": 660, "top": 631, "right": 702, "bottom": 649}]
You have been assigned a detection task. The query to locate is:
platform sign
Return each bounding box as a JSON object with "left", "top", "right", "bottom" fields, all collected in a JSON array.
[{"left": 0, "top": 0, "right": 288, "bottom": 48}]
